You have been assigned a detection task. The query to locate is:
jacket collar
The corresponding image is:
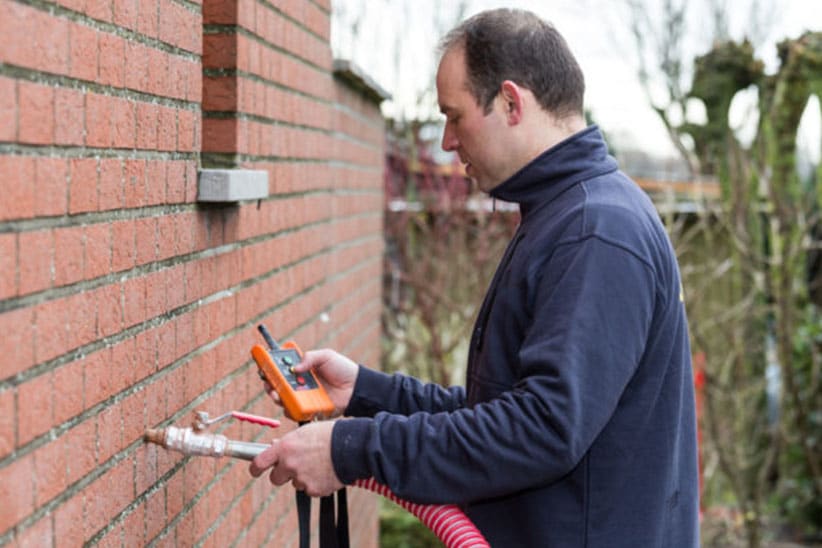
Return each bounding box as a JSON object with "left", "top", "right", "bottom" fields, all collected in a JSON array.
[{"left": 489, "top": 125, "right": 618, "bottom": 216}]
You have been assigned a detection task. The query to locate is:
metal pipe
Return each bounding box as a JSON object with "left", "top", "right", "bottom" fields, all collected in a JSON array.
[{"left": 144, "top": 426, "right": 269, "bottom": 460}]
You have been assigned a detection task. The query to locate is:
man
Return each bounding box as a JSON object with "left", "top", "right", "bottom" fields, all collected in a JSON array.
[{"left": 250, "top": 8, "right": 699, "bottom": 546}]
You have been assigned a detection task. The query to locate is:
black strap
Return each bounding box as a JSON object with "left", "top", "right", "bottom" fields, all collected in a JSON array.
[
  {"left": 320, "top": 494, "right": 337, "bottom": 548},
  {"left": 296, "top": 490, "right": 311, "bottom": 548},
  {"left": 336, "top": 488, "right": 349, "bottom": 548},
  {"left": 297, "top": 488, "right": 349, "bottom": 548}
]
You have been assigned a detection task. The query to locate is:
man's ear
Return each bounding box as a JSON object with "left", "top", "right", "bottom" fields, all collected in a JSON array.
[{"left": 499, "top": 80, "right": 524, "bottom": 125}]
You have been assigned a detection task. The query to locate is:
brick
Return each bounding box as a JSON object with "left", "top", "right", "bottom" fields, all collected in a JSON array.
[
  {"left": 166, "top": 161, "right": 186, "bottom": 203},
  {"left": 203, "top": 33, "right": 236, "bottom": 69},
  {"left": 0, "top": 233, "right": 16, "bottom": 300},
  {"left": 83, "top": 346, "right": 114, "bottom": 408},
  {"left": 186, "top": 57, "right": 202, "bottom": 102},
  {"left": 168, "top": 55, "right": 187, "bottom": 100},
  {"left": 0, "top": 452, "right": 35, "bottom": 533},
  {"left": 37, "top": 9, "right": 70, "bottom": 76},
  {"left": 113, "top": 0, "right": 138, "bottom": 29},
  {"left": 166, "top": 470, "right": 184, "bottom": 518},
  {"left": 18, "top": 229, "right": 54, "bottom": 295},
  {"left": 122, "top": 502, "right": 146, "bottom": 547},
  {"left": 120, "top": 388, "right": 145, "bottom": 444},
  {"left": 69, "top": 157, "right": 98, "bottom": 214},
  {"left": 16, "top": 374, "right": 53, "bottom": 445},
  {"left": 157, "top": 105, "right": 176, "bottom": 151},
  {"left": 155, "top": 214, "right": 175, "bottom": 260},
  {"left": 135, "top": 217, "right": 157, "bottom": 265},
  {"left": 94, "top": 282, "right": 122, "bottom": 338},
  {"left": 156, "top": 320, "right": 176, "bottom": 367},
  {"left": 201, "top": 118, "right": 237, "bottom": 153},
  {"left": 85, "top": 92, "right": 112, "bottom": 148},
  {"left": 172, "top": 211, "right": 193, "bottom": 255},
  {"left": 121, "top": 276, "right": 146, "bottom": 328},
  {"left": 0, "top": 156, "right": 35, "bottom": 221},
  {"left": 147, "top": 47, "right": 168, "bottom": 97},
  {"left": 124, "top": 159, "right": 147, "bottom": 207},
  {"left": 52, "top": 358, "right": 85, "bottom": 424},
  {"left": 137, "top": 0, "right": 158, "bottom": 37},
  {"left": 110, "top": 219, "right": 136, "bottom": 272},
  {"left": 0, "top": 76, "right": 16, "bottom": 141},
  {"left": 135, "top": 441, "right": 159, "bottom": 496},
  {"left": 177, "top": 108, "right": 195, "bottom": 152},
  {"left": 98, "top": 157, "right": 124, "bottom": 210},
  {"left": 136, "top": 101, "right": 157, "bottom": 150},
  {"left": 35, "top": 157, "right": 69, "bottom": 217},
  {"left": 144, "top": 485, "right": 166, "bottom": 540},
  {"left": 0, "top": 308, "right": 35, "bottom": 379},
  {"left": 83, "top": 222, "right": 112, "bottom": 279},
  {"left": 65, "top": 291, "right": 96, "bottom": 350},
  {"left": 85, "top": 0, "right": 112, "bottom": 22},
  {"left": 158, "top": 0, "right": 179, "bottom": 47},
  {"left": 54, "top": 87, "right": 86, "bottom": 145},
  {"left": 96, "top": 402, "right": 122, "bottom": 463},
  {"left": 54, "top": 497, "right": 85, "bottom": 546},
  {"left": 146, "top": 160, "right": 169, "bottom": 204},
  {"left": 82, "top": 477, "right": 110, "bottom": 540},
  {"left": 18, "top": 81, "right": 54, "bottom": 145},
  {"left": 98, "top": 32, "right": 126, "bottom": 87},
  {"left": 53, "top": 226, "right": 85, "bottom": 287},
  {"left": 143, "top": 273, "right": 166, "bottom": 322},
  {"left": 0, "top": 388, "right": 14, "bottom": 457},
  {"left": 203, "top": 0, "right": 236, "bottom": 25},
  {"left": 33, "top": 435, "right": 68, "bottom": 506},
  {"left": 203, "top": 76, "right": 236, "bottom": 111},
  {"left": 69, "top": 21, "right": 99, "bottom": 82},
  {"left": 111, "top": 96, "right": 136, "bottom": 148},
  {"left": 0, "top": 1, "right": 27, "bottom": 68},
  {"left": 125, "top": 42, "right": 150, "bottom": 93},
  {"left": 34, "top": 297, "right": 70, "bottom": 363},
  {"left": 185, "top": 160, "right": 199, "bottom": 202}
]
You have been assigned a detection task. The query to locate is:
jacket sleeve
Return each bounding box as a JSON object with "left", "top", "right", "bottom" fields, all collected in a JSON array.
[
  {"left": 332, "top": 237, "right": 657, "bottom": 504},
  {"left": 345, "top": 365, "right": 466, "bottom": 417}
]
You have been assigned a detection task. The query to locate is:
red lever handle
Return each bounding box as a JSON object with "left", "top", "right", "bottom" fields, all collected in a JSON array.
[{"left": 230, "top": 411, "right": 280, "bottom": 428}]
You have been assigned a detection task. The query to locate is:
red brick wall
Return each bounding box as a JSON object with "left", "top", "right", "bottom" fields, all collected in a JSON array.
[{"left": 0, "top": 0, "right": 384, "bottom": 544}]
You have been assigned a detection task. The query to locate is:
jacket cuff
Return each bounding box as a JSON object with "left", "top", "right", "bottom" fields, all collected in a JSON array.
[
  {"left": 331, "top": 417, "right": 373, "bottom": 484},
  {"left": 345, "top": 365, "right": 395, "bottom": 417}
]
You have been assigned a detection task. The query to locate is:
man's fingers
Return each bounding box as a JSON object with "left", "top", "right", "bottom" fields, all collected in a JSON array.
[
  {"left": 249, "top": 440, "right": 280, "bottom": 477},
  {"left": 269, "top": 461, "right": 293, "bottom": 486},
  {"left": 267, "top": 387, "right": 281, "bottom": 405},
  {"left": 293, "top": 349, "right": 332, "bottom": 373}
]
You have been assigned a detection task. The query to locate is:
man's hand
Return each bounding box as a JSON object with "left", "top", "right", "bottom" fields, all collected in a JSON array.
[
  {"left": 266, "top": 349, "right": 359, "bottom": 419},
  {"left": 249, "top": 421, "right": 343, "bottom": 497}
]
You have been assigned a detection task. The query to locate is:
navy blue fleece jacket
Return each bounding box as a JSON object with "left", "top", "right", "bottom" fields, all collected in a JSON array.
[{"left": 331, "top": 126, "right": 699, "bottom": 547}]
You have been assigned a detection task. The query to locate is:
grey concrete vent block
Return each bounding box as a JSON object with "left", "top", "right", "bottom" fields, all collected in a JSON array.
[{"left": 197, "top": 169, "right": 269, "bottom": 202}]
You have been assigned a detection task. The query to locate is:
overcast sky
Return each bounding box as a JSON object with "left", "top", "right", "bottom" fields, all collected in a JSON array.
[{"left": 332, "top": 0, "right": 821, "bottom": 161}]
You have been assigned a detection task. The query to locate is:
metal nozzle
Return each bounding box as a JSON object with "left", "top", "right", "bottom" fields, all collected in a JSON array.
[
  {"left": 143, "top": 425, "right": 269, "bottom": 461},
  {"left": 144, "top": 428, "right": 166, "bottom": 446}
]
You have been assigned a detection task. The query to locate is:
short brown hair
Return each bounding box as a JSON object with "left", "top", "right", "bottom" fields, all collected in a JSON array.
[{"left": 440, "top": 8, "right": 585, "bottom": 118}]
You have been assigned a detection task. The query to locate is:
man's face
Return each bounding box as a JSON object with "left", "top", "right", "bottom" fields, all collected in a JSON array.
[{"left": 436, "top": 47, "right": 509, "bottom": 192}]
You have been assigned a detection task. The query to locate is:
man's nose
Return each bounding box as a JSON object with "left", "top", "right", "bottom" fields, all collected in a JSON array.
[{"left": 441, "top": 125, "right": 458, "bottom": 152}]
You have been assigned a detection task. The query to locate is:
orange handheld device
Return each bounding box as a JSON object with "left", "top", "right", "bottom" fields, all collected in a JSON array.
[{"left": 250, "top": 324, "right": 335, "bottom": 423}]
